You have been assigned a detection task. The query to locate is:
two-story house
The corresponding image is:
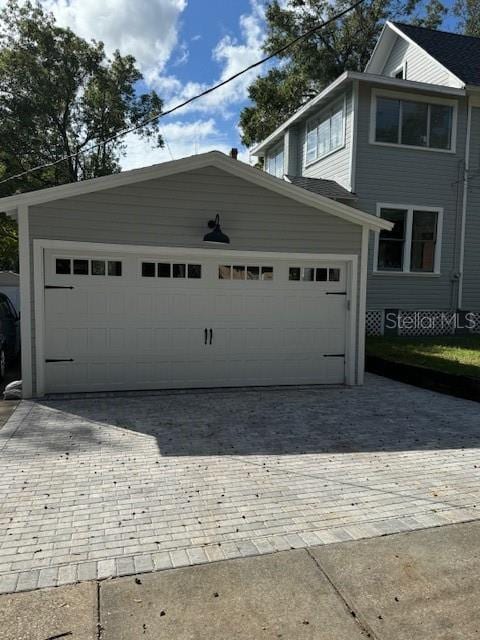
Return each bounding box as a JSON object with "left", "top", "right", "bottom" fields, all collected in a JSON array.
[{"left": 251, "top": 21, "right": 480, "bottom": 336}]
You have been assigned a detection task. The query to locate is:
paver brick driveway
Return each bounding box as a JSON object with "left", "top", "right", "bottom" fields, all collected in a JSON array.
[{"left": 1, "top": 374, "right": 479, "bottom": 593}]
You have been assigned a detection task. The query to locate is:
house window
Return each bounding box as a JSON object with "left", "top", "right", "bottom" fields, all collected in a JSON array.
[
  {"left": 266, "top": 142, "right": 284, "bottom": 178},
  {"left": 306, "top": 100, "right": 345, "bottom": 164},
  {"left": 376, "top": 205, "right": 441, "bottom": 273},
  {"left": 374, "top": 94, "right": 453, "bottom": 150}
]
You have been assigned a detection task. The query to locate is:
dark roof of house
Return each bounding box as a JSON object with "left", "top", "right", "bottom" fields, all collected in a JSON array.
[
  {"left": 286, "top": 175, "right": 357, "bottom": 201},
  {"left": 393, "top": 22, "right": 480, "bottom": 86}
]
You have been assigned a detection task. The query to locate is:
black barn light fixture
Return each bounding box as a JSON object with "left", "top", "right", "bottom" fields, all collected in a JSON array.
[{"left": 203, "top": 214, "right": 230, "bottom": 244}]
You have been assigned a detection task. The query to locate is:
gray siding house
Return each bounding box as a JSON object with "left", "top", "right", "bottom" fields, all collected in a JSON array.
[{"left": 252, "top": 21, "right": 480, "bottom": 336}]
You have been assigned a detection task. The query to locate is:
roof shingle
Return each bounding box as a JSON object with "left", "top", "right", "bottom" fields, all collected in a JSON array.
[{"left": 286, "top": 175, "right": 356, "bottom": 201}]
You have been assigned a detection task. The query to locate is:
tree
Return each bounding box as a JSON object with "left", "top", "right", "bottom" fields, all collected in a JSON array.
[
  {"left": 454, "top": 0, "right": 480, "bottom": 36},
  {"left": 0, "top": 0, "right": 164, "bottom": 270},
  {"left": 240, "top": 0, "right": 447, "bottom": 146}
]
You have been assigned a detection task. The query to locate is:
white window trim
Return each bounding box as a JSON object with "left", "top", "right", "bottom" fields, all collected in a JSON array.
[
  {"left": 266, "top": 140, "right": 285, "bottom": 178},
  {"left": 373, "top": 202, "right": 443, "bottom": 276},
  {"left": 391, "top": 60, "right": 407, "bottom": 80},
  {"left": 369, "top": 88, "right": 458, "bottom": 154},
  {"left": 304, "top": 95, "right": 347, "bottom": 168}
]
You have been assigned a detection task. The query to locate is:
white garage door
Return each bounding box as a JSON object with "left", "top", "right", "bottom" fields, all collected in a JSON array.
[{"left": 42, "top": 248, "right": 352, "bottom": 393}]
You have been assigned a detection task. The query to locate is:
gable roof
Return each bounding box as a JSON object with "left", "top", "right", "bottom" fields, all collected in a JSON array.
[
  {"left": 392, "top": 22, "right": 480, "bottom": 87},
  {"left": 0, "top": 151, "right": 391, "bottom": 231},
  {"left": 286, "top": 176, "right": 357, "bottom": 201}
]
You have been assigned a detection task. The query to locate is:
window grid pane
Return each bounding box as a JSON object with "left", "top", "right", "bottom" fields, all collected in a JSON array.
[
  {"left": 56, "top": 259, "right": 71, "bottom": 275},
  {"left": 73, "top": 259, "right": 89, "bottom": 275},
  {"left": 108, "top": 261, "right": 122, "bottom": 276},
  {"left": 187, "top": 264, "right": 201, "bottom": 279},
  {"left": 142, "top": 262, "right": 156, "bottom": 277},
  {"left": 157, "top": 263, "right": 171, "bottom": 278},
  {"left": 401, "top": 100, "right": 428, "bottom": 147},
  {"left": 376, "top": 97, "right": 400, "bottom": 143},
  {"left": 378, "top": 208, "right": 407, "bottom": 271},
  {"left": 410, "top": 210, "right": 437, "bottom": 272},
  {"left": 306, "top": 103, "right": 344, "bottom": 164},
  {"left": 430, "top": 104, "right": 452, "bottom": 149},
  {"left": 172, "top": 264, "right": 186, "bottom": 278},
  {"left": 91, "top": 260, "right": 106, "bottom": 276},
  {"left": 247, "top": 266, "right": 260, "bottom": 280}
]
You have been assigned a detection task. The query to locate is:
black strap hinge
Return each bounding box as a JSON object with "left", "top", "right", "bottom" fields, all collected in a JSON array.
[
  {"left": 45, "top": 358, "right": 74, "bottom": 363},
  {"left": 324, "top": 354, "right": 345, "bottom": 358},
  {"left": 326, "top": 291, "right": 347, "bottom": 295},
  {"left": 45, "top": 285, "right": 74, "bottom": 290}
]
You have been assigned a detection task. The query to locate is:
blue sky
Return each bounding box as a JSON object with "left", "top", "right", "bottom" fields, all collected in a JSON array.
[{"left": 32, "top": 0, "right": 459, "bottom": 168}]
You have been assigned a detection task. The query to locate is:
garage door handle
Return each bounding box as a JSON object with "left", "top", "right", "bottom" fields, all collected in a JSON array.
[
  {"left": 209, "top": 328, "right": 213, "bottom": 345},
  {"left": 204, "top": 328, "right": 208, "bottom": 345}
]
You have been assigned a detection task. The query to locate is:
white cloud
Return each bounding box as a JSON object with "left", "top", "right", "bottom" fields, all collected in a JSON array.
[
  {"left": 2, "top": 0, "right": 259, "bottom": 168},
  {"left": 156, "top": 0, "right": 266, "bottom": 118},
  {"left": 121, "top": 118, "right": 250, "bottom": 170},
  {"left": 43, "top": 0, "right": 187, "bottom": 85}
]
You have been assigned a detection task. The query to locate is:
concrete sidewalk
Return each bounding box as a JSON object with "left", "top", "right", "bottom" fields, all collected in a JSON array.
[{"left": 1, "top": 520, "right": 480, "bottom": 640}]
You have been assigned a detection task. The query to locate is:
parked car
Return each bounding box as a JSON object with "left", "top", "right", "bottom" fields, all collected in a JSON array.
[{"left": 0, "top": 292, "right": 20, "bottom": 380}]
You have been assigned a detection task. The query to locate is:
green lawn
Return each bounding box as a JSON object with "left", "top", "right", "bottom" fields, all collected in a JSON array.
[{"left": 366, "top": 335, "right": 480, "bottom": 379}]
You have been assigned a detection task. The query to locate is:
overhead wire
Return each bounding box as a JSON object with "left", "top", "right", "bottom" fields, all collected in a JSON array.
[{"left": 0, "top": 0, "right": 367, "bottom": 188}]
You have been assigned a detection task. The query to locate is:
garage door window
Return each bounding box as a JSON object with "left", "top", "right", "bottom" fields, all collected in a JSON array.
[
  {"left": 92, "top": 260, "right": 106, "bottom": 276},
  {"left": 55, "top": 258, "right": 71, "bottom": 274},
  {"left": 289, "top": 267, "right": 341, "bottom": 282},
  {"left": 56, "top": 258, "right": 122, "bottom": 276},
  {"left": 141, "top": 262, "right": 201, "bottom": 279},
  {"left": 219, "top": 265, "right": 273, "bottom": 280}
]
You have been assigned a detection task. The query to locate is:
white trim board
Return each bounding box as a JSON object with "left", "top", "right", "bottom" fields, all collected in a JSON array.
[
  {"left": 1, "top": 151, "right": 391, "bottom": 232},
  {"left": 33, "top": 240, "right": 359, "bottom": 396}
]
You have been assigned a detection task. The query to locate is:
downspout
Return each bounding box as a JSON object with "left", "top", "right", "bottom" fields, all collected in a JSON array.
[
  {"left": 349, "top": 80, "right": 359, "bottom": 193},
  {"left": 458, "top": 96, "right": 472, "bottom": 310}
]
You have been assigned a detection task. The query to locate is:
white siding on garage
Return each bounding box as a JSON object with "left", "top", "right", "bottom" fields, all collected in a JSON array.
[
  {"left": 27, "top": 165, "right": 363, "bottom": 394},
  {"left": 382, "top": 35, "right": 451, "bottom": 86}
]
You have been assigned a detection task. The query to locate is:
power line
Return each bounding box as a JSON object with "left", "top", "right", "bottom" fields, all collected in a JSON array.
[{"left": 0, "top": 0, "right": 367, "bottom": 188}]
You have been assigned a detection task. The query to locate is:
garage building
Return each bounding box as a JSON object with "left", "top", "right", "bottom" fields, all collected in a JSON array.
[{"left": 1, "top": 152, "right": 390, "bottom": 397}]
